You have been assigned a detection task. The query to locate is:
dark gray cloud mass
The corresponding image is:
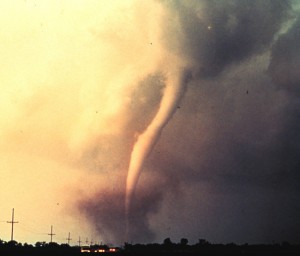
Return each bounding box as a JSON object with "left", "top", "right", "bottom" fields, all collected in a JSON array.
[
  {"left": 164, "top": 0, "right": 291, "bottom": 77},
  {"left": 269, "top": 16, "right": 300, "bottom": 92},
  {"left": 79, "top": 0, "right": 300, "bottom": 245}
]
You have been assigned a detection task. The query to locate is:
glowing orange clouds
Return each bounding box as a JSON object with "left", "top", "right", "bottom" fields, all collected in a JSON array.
[{"left": 0, "top": 0, "right": 174, "bottom": 244}]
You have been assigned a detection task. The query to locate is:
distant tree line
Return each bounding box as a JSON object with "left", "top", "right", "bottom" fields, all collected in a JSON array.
[
  {"left": 124, "top": 238, "right": 300, "bottom": 255},
  {"left": 0, "top": 240, "right": 79, "bottom": 256},
  {"left": 0, "top": 237, "right": 300, "bottom": 256}
]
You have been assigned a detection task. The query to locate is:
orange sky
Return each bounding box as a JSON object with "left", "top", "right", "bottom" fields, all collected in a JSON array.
[{"left": 0, "top": 0, "right": 167, "bottom": 244}]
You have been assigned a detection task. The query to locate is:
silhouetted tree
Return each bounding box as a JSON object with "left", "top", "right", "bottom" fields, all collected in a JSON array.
[
  {"left": 198, "top": 239, "right": 210, "bottom": 245},
  {"left": 7, "top": 240, "right": 20, "bottom": 247},
  {"left": 180, "top": 238, "right": 188, "bottom": 246},
  {"left": 35, "top": 241, "right": 46, "bottom": 247},
  {"left": 48, "top": 242, "right": 59, "bottom": 248},
  {"left": 163, "top": 238, "right": 173, "bottom": 246}
]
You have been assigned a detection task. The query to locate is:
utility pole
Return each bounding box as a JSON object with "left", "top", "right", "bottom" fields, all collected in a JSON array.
[
  {"left": 48, "top": 225, "right": 55, "bottom": 243},
  {"left": 7, "top": 208, "right": 18, "bottom": 241},
  {"left": 78, "top": 236, "right": 82, "bottom": 247},
  {"left": 85, "top": 237, "right": 89, "bottom": 245},
  {"left": 66, "top": 232, "right": 72, "bottom": 245}
]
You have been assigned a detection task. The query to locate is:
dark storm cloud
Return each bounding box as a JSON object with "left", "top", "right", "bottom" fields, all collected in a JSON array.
[
  {"left": 267, "top": 12, "right": 300, "bottom": 188},
  {"left": 147, "top": 57, "right": 300, "bottom": 243},
  {"left": 164, "top": 0, "right": 291, "bottom": 77},
  {"left": 266, "top": 14, "right": 300, "bottom": 191},
  {"left": 140, "top": 1, "right": 300, "bottom": 243},
  {"left": 269, "top": 17, "right": 300, "bottom": 93},
  {"left": 128, "top": 0, "right": 297, "bottom": 243},
  {"left": 78, "top": 0, "right": 300, "bottom": 244}
]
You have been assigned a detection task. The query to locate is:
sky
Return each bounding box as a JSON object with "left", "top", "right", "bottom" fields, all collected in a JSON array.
[{"left": 0, "top": 0, "right": 300, "bottom": 246}]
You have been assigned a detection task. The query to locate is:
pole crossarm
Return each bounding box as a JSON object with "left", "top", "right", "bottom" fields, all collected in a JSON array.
[
  {"left": 66, "top": 232, "right": 72, "bottom": 245},
  {"left": 7, "top": 208, "right": 18, "bottom": 241},
  {"left": 48, "top": 225, "right": 56, "bottom": 243}
]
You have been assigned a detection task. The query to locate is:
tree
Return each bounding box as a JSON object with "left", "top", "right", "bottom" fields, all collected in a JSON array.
[
  {"left": 35, "top": 241, "right": 46, "bottom": 247},
  {"left": 163, "top": 238, "right": 173, "bottom": 246},
  {"left": 198, "top": 239, "right": 210, "bottom": 246},
  {"left": 7, "top": 240, "right": 19, "bottom": 247},
  {"left": 180, "top": 238, "right": 188, "bottom": 246}
]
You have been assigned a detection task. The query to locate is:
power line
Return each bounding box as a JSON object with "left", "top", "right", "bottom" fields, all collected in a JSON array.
[
  {"left": 18, "top": 223, "right": 46, "bottom": 235},
  {"left": 7, "top": 208, "right": 18, "bottom": 241}
]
